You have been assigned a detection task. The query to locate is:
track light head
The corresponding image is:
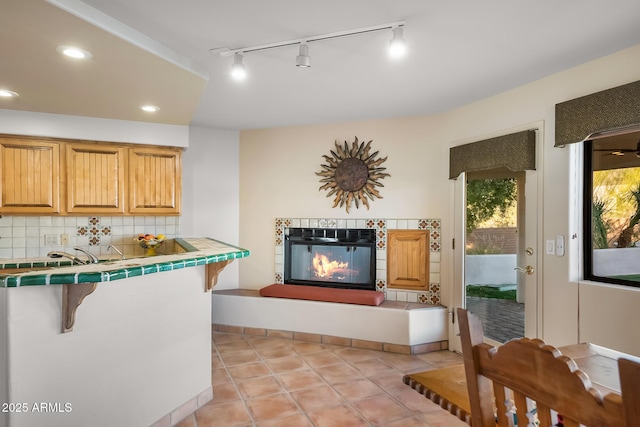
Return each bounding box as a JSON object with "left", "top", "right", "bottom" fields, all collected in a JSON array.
[
  {"left": 296, "top": 43, "right": 311, "bottom": 68},
  {"left": 230, "top": 53, "right": 247, "bottom": 80},
  {"left": 388, "top": 26, "right": 407, "bottom": 59}
]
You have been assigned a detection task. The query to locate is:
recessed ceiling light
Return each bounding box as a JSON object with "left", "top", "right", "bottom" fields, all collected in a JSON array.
[
  {"left": 57, "top": 45, "right": 93, "bottom": 60},
  {"left": 141, "top": 105, "right": 160, "bottom": 112},
  {"left": 0, "top": 89, "right": 19, "bottom": 98}
]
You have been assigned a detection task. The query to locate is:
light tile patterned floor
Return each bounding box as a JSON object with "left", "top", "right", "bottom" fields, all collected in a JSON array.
[{"left": 178, "top": 332, "right": 468, "bottom": 426}]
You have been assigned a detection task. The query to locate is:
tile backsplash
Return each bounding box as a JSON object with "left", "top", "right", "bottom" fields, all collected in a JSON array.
[{"left": 0, "top": 215, "right": 180, "bottom": 259}]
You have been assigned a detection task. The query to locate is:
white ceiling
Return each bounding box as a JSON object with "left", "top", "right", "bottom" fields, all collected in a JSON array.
[{"left": 3, "top": 0, "right": 640, "bottom": 131}]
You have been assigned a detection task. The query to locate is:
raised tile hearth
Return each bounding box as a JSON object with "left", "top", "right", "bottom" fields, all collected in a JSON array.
[{"left": 212, "top": 289, "right": 448, "bottom": 354}]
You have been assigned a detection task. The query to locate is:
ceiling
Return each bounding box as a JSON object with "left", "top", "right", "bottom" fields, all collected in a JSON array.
[
  {"left": 2, "top": 0, "right": 640, "bottom": 131},
  {"left": 593, "top": 131, "right": 640, "bottom": 171}
]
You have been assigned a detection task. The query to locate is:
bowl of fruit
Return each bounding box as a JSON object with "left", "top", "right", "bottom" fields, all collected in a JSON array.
[{"left": 134, "top": 233, "right": 166, "bottom": 256}]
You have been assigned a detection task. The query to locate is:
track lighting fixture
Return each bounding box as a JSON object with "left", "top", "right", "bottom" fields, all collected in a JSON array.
[
  {"left": 230, "top": 53, "right": 247, "bottom": 80},
  {"left": 215, "top": 21, "right": 406, "bottom": 81},
  {"left": 388, "top": 26, "right": 407, "bottom": 58},
  {"left": 296, "top": 43, "right": 311, "bottom": 68}
]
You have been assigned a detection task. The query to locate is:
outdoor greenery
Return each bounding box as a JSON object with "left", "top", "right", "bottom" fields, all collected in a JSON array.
[
  {"left": 466, "top": 178, "right": 517, "bottom": 234},
  {"left": 611, "top": 274, "right": 640, "bottom": 282},
  {"left": 592, "top": 168, "right": 640, "bottom": 248},
  {"left": 592, "top": 198, "right": 610, "bottom": 249},
  {"left": 466, "top": 285, "right": 516, "bottom": 300}
]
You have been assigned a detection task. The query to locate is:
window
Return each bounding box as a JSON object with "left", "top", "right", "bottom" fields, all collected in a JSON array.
[{"left": 583, "top": 132, "right": 640, "bottom": 287}]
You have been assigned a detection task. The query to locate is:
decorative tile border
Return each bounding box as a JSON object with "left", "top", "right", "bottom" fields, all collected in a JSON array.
[
  {"left": 150, "top": 386, "right": 213, "bottom": 427},
  {"left": 77, "top": 216, "right": 112, "bottom": 246},
  {"left": 0, "top": 238, "right": 250, "bottom": 288},
  {"left": 274, "top": 218, "right": 442, "bottom": 305}
]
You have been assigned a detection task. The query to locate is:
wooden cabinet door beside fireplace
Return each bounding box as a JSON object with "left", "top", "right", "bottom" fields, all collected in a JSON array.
[
  {"left": 0, "top": 137, "right": 60, "bottom": 214},
  {"left": 65, "top": 143, "right": 126, "bottom": 214},
  {"left": 128, "top": 147, "right": 182, "bottom": 215},
  {"left": 387, "top": 229, "right": 430, "bottom": 291}
]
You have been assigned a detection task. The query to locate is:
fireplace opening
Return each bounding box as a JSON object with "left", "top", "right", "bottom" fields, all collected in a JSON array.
[{"left": 284, "top": 228, "right": 376, "bottom": 291}]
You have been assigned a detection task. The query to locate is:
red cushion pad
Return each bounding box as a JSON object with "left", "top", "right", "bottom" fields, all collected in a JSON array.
[{"left": 259, "top": 284, "right": 384, "bottom": 306}]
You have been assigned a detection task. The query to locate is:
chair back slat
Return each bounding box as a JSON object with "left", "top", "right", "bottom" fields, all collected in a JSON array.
[
  {"left": 512, "top": 392, "right": 529, "bottom": 427},
  {"left": 535, "top": 402, "right": 552, "bottom": 427},
  {"left": 457, "top": 308, "right": 626, "bottom": 427},
  {"left": 493, "top": 383, "right": 511, "bottom": 426}
]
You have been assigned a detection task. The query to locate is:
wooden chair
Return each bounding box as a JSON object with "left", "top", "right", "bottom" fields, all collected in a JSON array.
[
  {"left": 457, "top": 307, "right": 628, "bottom": 427},
  {"left": 619, "top": 357, "right": 640, "bottom": 424}
]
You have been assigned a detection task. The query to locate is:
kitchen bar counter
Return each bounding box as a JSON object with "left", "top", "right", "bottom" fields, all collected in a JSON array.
[
  {"left": 0, "top": 237, "right": 250, "bottom": 427},
  {"left": 0, "top": 238, "right": 250, "bottom": 287}
]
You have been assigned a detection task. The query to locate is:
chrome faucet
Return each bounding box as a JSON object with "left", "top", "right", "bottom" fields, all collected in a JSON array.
[
  {"left": 107, "top": 245, "right": 125, "bottom": 260},
  {"left": 73, "top": 247, "right": 99, "bottom": 264},
  {"left": 47, "top": 251, "right": 89, "bottom": 265},
  {"left": 48, "top": 247, "right": 99, "bottom": 265}
]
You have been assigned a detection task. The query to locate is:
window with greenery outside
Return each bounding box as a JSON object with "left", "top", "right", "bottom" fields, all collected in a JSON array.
[{"left": 586, "top": 137, "right": 640, "bottom": 287}]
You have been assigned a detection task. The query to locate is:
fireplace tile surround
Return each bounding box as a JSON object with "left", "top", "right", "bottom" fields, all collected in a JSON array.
[{"left": 275, "top": 218, "right": 441, "bottom": 305}]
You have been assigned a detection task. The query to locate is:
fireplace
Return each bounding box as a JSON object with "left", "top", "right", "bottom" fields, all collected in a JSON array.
[{"left": 284, "top": 228, "right": 376, "bottom": 291}]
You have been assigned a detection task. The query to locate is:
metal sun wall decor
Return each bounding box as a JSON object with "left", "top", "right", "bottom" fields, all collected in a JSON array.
[{"left": 316, "top": 137, "right": 390, "bottom": 213}]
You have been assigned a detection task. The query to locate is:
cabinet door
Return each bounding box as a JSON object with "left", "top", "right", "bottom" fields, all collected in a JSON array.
[
  {"left": 0, "top": 138, "right": 60, "bottom": 213},
  {"left": 386, "top": 229, "right": 430, "bottom": 291},
  {"left": 66, "top": 143, "right": 126, "bottom": 214},
  {"left": 128, "top": 147, "right": 182, "bottom": 214}
]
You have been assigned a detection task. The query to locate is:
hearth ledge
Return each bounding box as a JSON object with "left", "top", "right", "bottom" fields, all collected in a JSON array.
[{"left": 212, "top": 289, "right": 448, "bottom": 353}]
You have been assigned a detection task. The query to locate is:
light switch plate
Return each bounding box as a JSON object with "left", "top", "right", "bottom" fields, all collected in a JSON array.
[
  {"left": 546, "top": 240, "right": 555, "bottom": 255},
  {"left": 44, "top": 234, "right": 59, "bottom": 245},
  {"left": 556, "top": 235, "right": 565, "bottom": 256}
]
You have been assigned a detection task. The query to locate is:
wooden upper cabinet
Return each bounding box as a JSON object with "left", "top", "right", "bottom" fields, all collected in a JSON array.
[
  {"left": 386, "top": 229, "right": 430, "bottom": 291},
  {"left": 128, "top": 147, "right": 182, "bottom": 215},
  {"left": 66, "top": 143, "right": 126, "bottom": 214},
  {"left": 0, "top": 135, "right": 183, "bottom": 215},
  {"left": 0, "top": 137, "right": 60, "bottom": 213}
]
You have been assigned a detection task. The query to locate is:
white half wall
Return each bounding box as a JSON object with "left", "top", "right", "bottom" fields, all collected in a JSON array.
[
  {"left": 0, "top": 288, "right": 7, "bottom": 419},
  {"left": 2, "top": 267, "right": 211, "bottom": 427},
  {"left": 593, "top": 248, "right": 640, "bottom": 276},
  {"left": 212, "top": 293, "right": 447, "bottom": 346},
  {"left": 465, "top": 254, "right": 517, "bottom": 285}
]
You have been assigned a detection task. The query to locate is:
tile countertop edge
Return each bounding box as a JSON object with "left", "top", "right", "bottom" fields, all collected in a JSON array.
[{"left": 0, "top": 238, "right": 250, "bottom": 288}]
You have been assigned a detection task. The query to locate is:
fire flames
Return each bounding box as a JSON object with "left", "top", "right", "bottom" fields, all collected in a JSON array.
[{"left": 312, "top": 252, "right": 349, "bottom": 279}]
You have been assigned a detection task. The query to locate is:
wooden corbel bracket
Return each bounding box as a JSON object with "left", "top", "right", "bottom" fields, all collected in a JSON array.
[
  {"left": 62, "top": 283, "right": 98, "bottom": 333},
  {"left": 205, "top": 260, "right": 233, "bottom": 292}
]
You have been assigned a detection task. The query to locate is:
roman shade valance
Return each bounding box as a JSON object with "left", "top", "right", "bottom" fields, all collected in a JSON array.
[
  {"left": 555, "top": 79, "right": 640, "bottom": 147},
  {"left": 449, "top": 130, "right": 536, "bottom": 179}
]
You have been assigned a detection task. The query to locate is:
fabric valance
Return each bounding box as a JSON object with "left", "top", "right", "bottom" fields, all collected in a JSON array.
[
  {"left": 449, "top": 130, "right": 536, "bottom": 179},
  {"left": 555, "top": 80, "right": 640, "bottom": 147}
]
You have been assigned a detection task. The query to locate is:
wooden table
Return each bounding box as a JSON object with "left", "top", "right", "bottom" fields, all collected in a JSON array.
[{"left": 403, "top": 343, "right": 640, "bottom": 424}]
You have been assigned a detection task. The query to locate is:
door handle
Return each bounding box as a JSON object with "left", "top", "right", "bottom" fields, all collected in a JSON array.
[{"left": 514, "top": 265, "right": 534, "bottom": 275}]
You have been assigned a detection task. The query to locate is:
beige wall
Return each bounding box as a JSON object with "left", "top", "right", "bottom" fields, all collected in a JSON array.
[
  {"left": 183, "top": 126, "right": 241, "bottom": 291},
  {"left": 239, "top": 44, "right": 640, "bottom": 355}
]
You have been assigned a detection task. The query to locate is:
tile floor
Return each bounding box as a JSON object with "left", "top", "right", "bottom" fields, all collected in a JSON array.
[{"left": 177, "top": 332, "right": 468, "bottom": 426}]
